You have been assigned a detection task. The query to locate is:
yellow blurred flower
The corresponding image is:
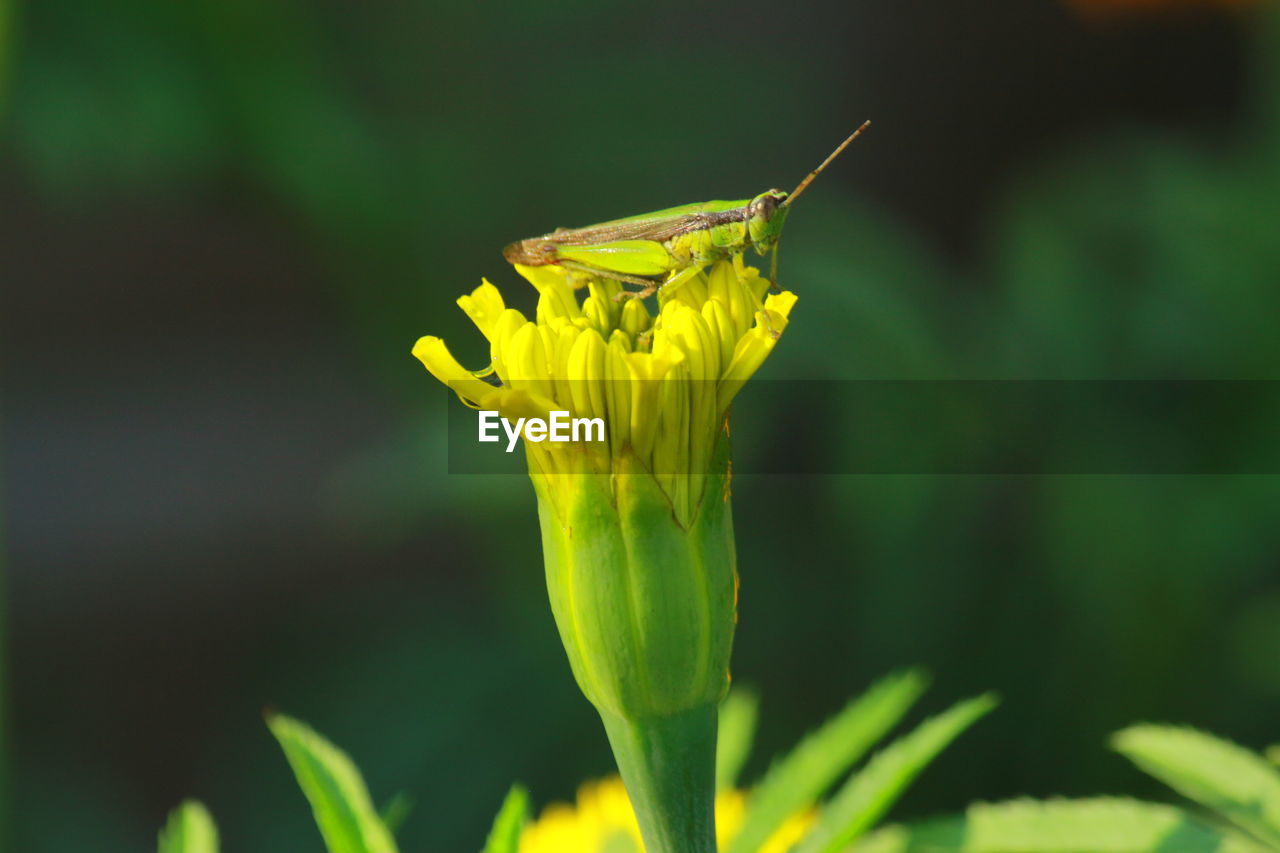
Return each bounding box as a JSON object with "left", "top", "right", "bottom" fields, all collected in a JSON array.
[{"left": 520, "top": 776, "right": 812, "bottom": 853}]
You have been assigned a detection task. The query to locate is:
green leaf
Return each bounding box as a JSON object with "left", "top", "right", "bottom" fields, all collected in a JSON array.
[
  {"left": 481, "top": 785, "right": 529, "bottom": 853},
  {"left": 1112, "top": 725, "right": 1280, "bottom": 848},
  {"left": 796, "top": 693, "right": 996, "bottom": 853},
  {"left": 267, "top": 714, "right": 399, "bottom": 853},
  {"left": 717, "top": 688, "right": 760, "bottom": 792},
  {"left": 853, "top": 798, "right": 1262, "bottom": 853},
  {"left": 157, "top": 800, "right": 219, "bottom": 853},
  {"left": 724, "top": 669, "right": 929, "bottom": 853}
]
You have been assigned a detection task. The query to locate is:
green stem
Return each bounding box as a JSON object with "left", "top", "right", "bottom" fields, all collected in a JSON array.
[{"left": 599, "top": 705, "right": 718, "bottom": 853}]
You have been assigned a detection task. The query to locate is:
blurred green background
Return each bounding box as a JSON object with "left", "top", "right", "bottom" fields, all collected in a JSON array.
[{"left": 3, "top": 0, "right": 1280, "bottom": 850}]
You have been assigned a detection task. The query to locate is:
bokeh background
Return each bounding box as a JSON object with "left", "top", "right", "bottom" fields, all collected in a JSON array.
[{"left": 4, "top": 0, "right": 1280, "bottom": 850}]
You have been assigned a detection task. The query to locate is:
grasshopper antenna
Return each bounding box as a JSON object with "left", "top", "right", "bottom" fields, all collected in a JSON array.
[{"left": 782, "top": 120, "right": 871, "bottom": 207}]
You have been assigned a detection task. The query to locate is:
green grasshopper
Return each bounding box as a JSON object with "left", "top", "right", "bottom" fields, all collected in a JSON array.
[{"left": 502, "top": 121, "right": 871, "bottom": 300}]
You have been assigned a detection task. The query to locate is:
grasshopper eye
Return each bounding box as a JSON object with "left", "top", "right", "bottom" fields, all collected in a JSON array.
[{"left": 751, "top": 194, "right": 778, "bottom": 219}]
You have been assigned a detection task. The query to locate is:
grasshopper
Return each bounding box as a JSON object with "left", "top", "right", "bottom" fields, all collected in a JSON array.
[{"left": 502, "top": 121, "right": 871, "bottom": 300}]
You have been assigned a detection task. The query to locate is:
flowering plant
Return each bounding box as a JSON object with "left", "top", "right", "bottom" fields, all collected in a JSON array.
[
  {"left": 152, "top": 251, "right": 1280, "bottom": 853},
  {"left": 413, "top": 258, "right": 794, "bottom": 852}
]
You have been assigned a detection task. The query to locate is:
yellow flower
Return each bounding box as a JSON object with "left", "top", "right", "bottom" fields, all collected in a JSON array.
[
  {"left": 413, "top": 259, "right": 796, "bottom": 853},
  {"left": 412, "top": 259, "right": 796, "bottom": 527},
  {"left": 520, "top": 777, "right": 813, "bottom": 853},
  {"left": 412, "top": 258, "right": 796, "bottom": 721}
]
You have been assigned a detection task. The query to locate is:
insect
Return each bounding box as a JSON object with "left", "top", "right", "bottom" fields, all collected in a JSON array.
[{"left": 502, "top": 121, "right": 871, "bottom": 301}]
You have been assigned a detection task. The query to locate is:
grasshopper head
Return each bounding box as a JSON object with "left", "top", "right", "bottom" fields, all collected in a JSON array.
[{"left": 747, "top": 189, "right": 789, "bottom": 254}]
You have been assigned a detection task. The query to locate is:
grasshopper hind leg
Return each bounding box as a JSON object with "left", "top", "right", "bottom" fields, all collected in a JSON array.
[
  {"left": 551, "top": 260, "right": 713, "bottom": 305},
  {"left": 554, "top": 260, "right": 663, "bottom": 300},
  {"left": 555, "top": 259, "right": 655, "bottom": 288},
  {"left": 611, "top": 263, "right": 706, "bottom": 303}
]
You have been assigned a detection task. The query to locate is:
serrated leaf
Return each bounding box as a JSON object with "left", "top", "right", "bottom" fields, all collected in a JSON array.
[
  {"left": 717, "top": 688, "right": 760, "bottom": 792},
  {"left": 1113, "top": 725, "right": 1280, "bottom": 848},
  {"left": 481, "top": 785, "right": 529, "bottom": 853},
  {"left": 157, "top": 800, "right": 219, "bottom": 853},
  {"left": 267, "top": 714, "right": 399, "bottom": 853},
  {"left": 724, "top": 669, "right": 929, "bottom": 853},
  {"left": 795, "top": 693, "right": 996, "bottom": 853},
  {"left": 852, "top": 798, "right": 1265, "bottom": 853}
]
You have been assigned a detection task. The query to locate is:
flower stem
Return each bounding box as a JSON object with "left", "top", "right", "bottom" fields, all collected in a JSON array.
[{"left": 598, "top": 704, "right": 719, "bottom": 853}]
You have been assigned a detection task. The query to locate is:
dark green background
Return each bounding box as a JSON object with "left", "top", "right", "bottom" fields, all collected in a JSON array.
[{"left": 3, "top": 0, "right": 1279, "bottom": 850}]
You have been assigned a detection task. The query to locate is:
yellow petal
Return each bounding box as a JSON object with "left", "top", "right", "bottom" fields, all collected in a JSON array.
[
  {"left": 702, "top": 299, "right": 737, "bottom": 376},
  {"left": 619, "top": 296, "right": 652, "bottom": 341},
  {"left": 708, "top": 260, "right": 756, "bottom": 341},
  {"left": 581, "top": 294, "right": 611, "bottom": 337},
  {"left": 410, "top": 336, "right": 498, "bottom": 407},
  {"left": 605, "top": 335, "right": 633, "bottom": 457},
  {"left": 739, "top": 262, "right": 771, "bottom": 303},
  {"left": 764, "top": 290, "right": 798, "bottom": 322},
  {"left": 531, "top": 267, "right": 584, "bottom": 324},
  {"left": 479, "top": 387, "right": 556, "bottom": 424},
  {"left": 717, "top": 291, "right": 797, "bottom": 413},
  {"left": 660, "top": 267, "right": 710, "bottom": 312},
  {"left": 489, "top": 308, "right": 528, "bottom": 382},
  {"left": 654, "top": 361, "right": 692, "bottom": 520},
  {"left": 657, "top": 301, "right": 718, "bottom": 382},
  {"left": 514, "top": 263, "right": 572, "bottom": 293},
  {"left": 626, "top": 349, "right": 685, "bottom": 462},
  {"left": 506, "top": 322, "right": 554, "bottom": 401},
  {"left": 587, "top": 278, "right": 622, "bottom": 330},
  {"left": 566, "top": 328, "right": 608, "bottom": 422},
  {"left": 549, "top": 321, "right": 580, "bottom": 412},
  {"left": 456, "top": 280, "right": 507, "bottom": 341},
  {"left": 608, "top": 327, "right": 633, "bottom": 353}
]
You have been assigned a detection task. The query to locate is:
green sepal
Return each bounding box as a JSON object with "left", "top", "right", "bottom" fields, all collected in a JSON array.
[
  {"left": 533, "top": 435, "right": 737, "bottom": 853},
  {"left": 534, "top": 435, "right": 737, "bottom": 719}
]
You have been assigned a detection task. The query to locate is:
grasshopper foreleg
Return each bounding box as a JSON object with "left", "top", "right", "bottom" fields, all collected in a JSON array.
[{"left": 651, "top": 263, "right": 707, "bottom": 301}]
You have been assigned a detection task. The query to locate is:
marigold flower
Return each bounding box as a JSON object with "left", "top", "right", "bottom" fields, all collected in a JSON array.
[
  {"left": 414, "top": 259, "right": 795, "bottom": 853},
  {"left": 413, "top": 259, "right": 794, "bottom": 524},
  {"left": 520, "top": 776, "right": 812, "bottom": 853}
]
